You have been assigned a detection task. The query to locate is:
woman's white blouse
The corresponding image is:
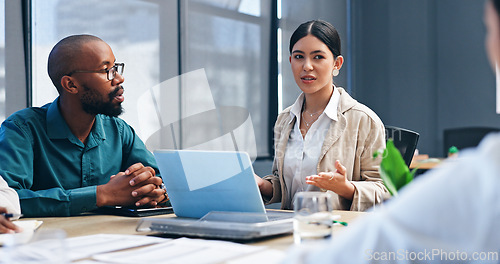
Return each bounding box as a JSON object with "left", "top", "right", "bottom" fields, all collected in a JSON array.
[{"left": 283, "top": 87, "right": 340, "bottom": 204}]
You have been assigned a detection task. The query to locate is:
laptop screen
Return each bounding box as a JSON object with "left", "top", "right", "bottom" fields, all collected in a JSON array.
[{"left": 154, "top": 150, "right": 267, "bottom": 218}]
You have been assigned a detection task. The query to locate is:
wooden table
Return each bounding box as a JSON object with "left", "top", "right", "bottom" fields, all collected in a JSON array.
[
  {"left": 31, "top": 210, "right": 366, "bottom": 251},
  {"left": 12, "top": 210, "right": 366, "bottom": 263},
  {"left": 409, "top": 154, "right": 445, "bottom": 170},
  {"left": 409, "top": 158, "right": 443, "bottom": 170}
]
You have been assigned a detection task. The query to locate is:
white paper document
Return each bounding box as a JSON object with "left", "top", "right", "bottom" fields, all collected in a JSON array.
[
  {"left": 0, "top": 233, "right": 167, "bottom": 263},
  {"left": 92, "top": 237, "right": 266, "bottom": 264},
  {"left": 66, "top": 234, "right": 167, "bottom": 261},
  {"left": 226, "top": 249, "right": 286, "bottom": 264}
]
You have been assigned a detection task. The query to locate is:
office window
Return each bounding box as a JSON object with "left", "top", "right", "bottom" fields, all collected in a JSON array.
[
  {"left": 0, "top": 0, "right": 5, "bottom": 120},
  {"left": 31, "top": 0, "right": 160, "bottom": 139},
  {"left": 31, "top": 0, "right": 272, "bottom": 158},
  {"left": 180, "top": 0, "right": 271, "bottom": 157}
]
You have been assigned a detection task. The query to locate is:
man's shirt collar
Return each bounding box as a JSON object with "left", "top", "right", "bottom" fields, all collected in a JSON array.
[{"left": 46, "top": 97, "right": 106, "bottom": 144}]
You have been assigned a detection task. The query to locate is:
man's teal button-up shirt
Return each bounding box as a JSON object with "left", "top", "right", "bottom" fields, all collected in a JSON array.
[{"left": 0, "top": 98, "right": 158, "bottom": 217}]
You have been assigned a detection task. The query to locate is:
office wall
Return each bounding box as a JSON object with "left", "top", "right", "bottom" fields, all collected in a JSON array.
[{"left": 352, "top": 0, "right": 500, "bottom": 157}]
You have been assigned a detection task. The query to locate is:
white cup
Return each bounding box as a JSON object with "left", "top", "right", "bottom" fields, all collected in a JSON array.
[{"left": 293, "top": 191, "right": 334, "bottom": 245}]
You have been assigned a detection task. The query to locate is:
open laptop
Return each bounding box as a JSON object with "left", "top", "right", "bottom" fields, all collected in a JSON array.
[{"left": 136, "top": 150, "right": 293, "bottom": 240}]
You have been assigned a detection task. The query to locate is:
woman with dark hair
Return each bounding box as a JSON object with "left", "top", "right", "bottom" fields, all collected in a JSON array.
[{"left": 255, "top": 20, "right": 388, "bottom": 211}]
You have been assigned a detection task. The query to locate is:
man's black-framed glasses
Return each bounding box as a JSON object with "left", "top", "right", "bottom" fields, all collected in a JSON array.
[{"left": 67, "top": 63, "right": 125, "bottom": 81}]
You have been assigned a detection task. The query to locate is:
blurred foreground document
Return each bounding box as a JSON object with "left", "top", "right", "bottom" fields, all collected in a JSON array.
[{"left": 92, "top": 237, "right": 269, "bottom": 264}]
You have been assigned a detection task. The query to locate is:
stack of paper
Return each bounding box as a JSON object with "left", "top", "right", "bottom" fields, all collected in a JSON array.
[{"left": 1, "top": 232, "right": 286, "bottom": 264}]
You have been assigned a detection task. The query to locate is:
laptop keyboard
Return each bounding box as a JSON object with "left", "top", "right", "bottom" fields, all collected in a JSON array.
[{"left": 265, "top": 210, "right": 294, "bottom": 221}]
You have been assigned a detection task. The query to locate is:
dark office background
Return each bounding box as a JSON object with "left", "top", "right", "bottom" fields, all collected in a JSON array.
[{"left": 350, "top": 0, "right": 500, "bottom": 159}]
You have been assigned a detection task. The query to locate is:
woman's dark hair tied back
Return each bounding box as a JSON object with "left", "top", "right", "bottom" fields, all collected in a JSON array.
[
  {"left": 493, "top": 0, "right": 500, "bottom": 15},
  {"left": 289, "top": 19, "right": 341, "bottom": 58}
]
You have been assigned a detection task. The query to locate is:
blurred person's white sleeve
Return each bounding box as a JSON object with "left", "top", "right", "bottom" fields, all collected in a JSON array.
[
  {"left": 0, "top": 175, "right": 21, "bottom": 215},
  {"left": 284, "top": 133, "right": 500, "bottom": 264}
]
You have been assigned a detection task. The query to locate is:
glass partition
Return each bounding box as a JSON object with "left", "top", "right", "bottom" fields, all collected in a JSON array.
[{"left": 0, "top": 0, "right": 5, "bottom": 120}]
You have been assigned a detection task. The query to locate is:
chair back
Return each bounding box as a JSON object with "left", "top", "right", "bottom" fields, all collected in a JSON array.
[
  {"left": 443, "top": 127, "right": 500, "bottom": 156},
  {"left": 385, "top": 125, "right": 420, "bottom": 167}
]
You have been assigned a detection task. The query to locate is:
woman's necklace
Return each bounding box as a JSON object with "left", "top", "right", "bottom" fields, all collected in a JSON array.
[
  {"left": 301, "top": 111, "right": 321, "bottom": 128},
  {"left": 303, "top": 109, "right": 322, "bottom": 117},
  {"left": 301, "top": 101, "right": 324, "bottom": 131}
]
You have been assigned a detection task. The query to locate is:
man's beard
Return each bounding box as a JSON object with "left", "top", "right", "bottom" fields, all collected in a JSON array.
[{"left": 81, "top": 85, "right": 124, "bottom": 117}]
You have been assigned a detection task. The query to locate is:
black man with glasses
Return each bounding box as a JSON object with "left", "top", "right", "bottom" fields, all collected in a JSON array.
[{"left": 0, "top": 34, "right": 167, "bottom": 217}]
